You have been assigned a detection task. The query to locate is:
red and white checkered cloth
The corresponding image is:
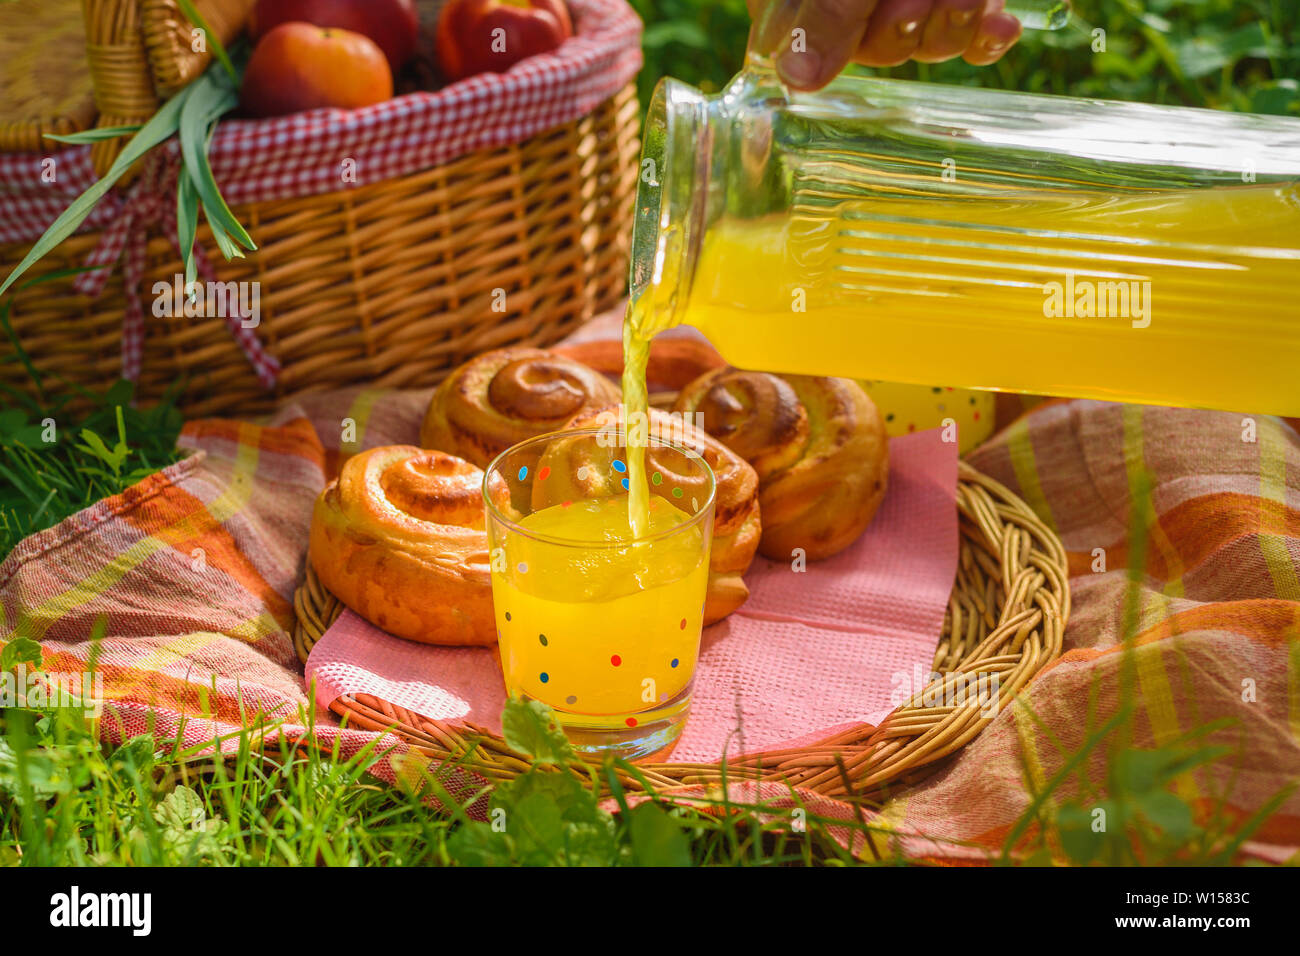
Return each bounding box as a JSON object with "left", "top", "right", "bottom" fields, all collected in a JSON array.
[{"left": 0, "top": 0, "right": 643, "bottom": 384}]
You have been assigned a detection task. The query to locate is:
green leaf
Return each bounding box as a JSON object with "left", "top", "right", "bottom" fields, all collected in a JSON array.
[
  {"left": 445, "top": 820, "right": 515, "bottom": 866},
  {"left": 178, "top": 70, "right": 256, "bottom": 257},
  {"left": 642, "top": 20, "right": 711, "bottom": 51},
  {"left": 154, "top": 785, "right": 206, "bottom": 832},
  {"left": 627, "top": 802, "right": 691, "bottom": 866},
  {"left": 0, "top": 739, "right": 69, "bottom": 799},
  {"left": 111, "top": 735, "right": 159, "bottom": 774},
  {"left": 0, "top": 637, "right": 43, "bottom": 669},
  {"left": 0, "top": 86, "right": 193, "bottom": 300},
  {"left": 0, "top": 408, "right": 25, "bottom": 434},
  {"left": 76, "top": 428, "right": 128, "bottom": 476},
  {"left": 500, "top": 696, "right": 577, "bottom": 766},
  {"left": 1137, "top": 788, "right": 1196, "bottom": 842},
  {"left": 1250, "top": 79, "right": 1300, "bottom": 116},
  {"left": 174, "top": 0, "right": 239, "bottom": 84},
  {"left": 43, "top": 125, "right": 143, "bottom": 144},
  {"left": 1171, "top": 23, "right": 1283, "bottom": 79},
  {"left": 506, "top": 789, "right": 569, "bottom": 865},
  {"left": 177, "top": 171, "right": 200, "bottom": 289},
  {"left": 1055, "top": 802, "right": 1104, "bottom": 864},
  {"left": 104, "top": 379, "right": 135, "bottom": 409}
]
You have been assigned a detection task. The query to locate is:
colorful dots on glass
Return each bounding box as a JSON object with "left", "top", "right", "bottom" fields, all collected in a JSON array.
[
  {"left": 517, "top": 562, "right": 528, "bottom": 574},
  {"left": 537, "top": 466, "right": 551, "bottom": 481},
  {"left": 504, "top": 611, "right": 511, "bottom": 621},
  {"left": 610, "top": 654, "right": 622, "bottom": 667},
  {"left": 538, "top": 634, "right": 548, "bottom": 646},
  {"left": 671, "top": 487, "right": 683, "bottom": 498},
  {"left": 566, "top": 695, "right": 577, "bottom": 706},
  {"left": 612, "top": 459, "right": 627, "bottom": 473},
  {"left": 539, "top": 672, "right": 549, "bottom": 683},
  {"left": 517, "top": 465, "right": 528, "bottom": 481},
  {"left": 679, "top": 618, "right": 687, "bottom": 629},
  {"left": 625, "top": 718, "right": 637, "bottom": 727},
  {"left": 671, "top": 658, "right": 679, "bottom": 668},
  {"left": 651, "top": 472, "right": 663, "bottom": 486},
  {"left": 621, "top": 477, "right": 629, "bottom": 490}
]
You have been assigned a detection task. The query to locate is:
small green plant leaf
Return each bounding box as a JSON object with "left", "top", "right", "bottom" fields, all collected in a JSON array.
[
  {"left": 627, "top": 802, "right": 691, "bottom": 866},
  {"left": 177, "top": 172, "right": 201, "bottom": 289},
  {"left": 179, "top": 70, "right": 256, "bottom": 257},
  {"left": 500, "top": 696, "right": 577, "bottom": 766},
  {"left": 1137, "top": 788, "right": 1196, "bottom": 842},
  {"left": 0, "top": 636, "right": 43, "bottom": 669}
]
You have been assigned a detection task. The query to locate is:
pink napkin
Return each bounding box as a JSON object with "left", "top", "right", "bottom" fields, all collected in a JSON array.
[{"left": 305, "top": 428, "right": 958, "bottom": 762}]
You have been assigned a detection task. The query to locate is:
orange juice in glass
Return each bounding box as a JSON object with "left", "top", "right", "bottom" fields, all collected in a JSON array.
[{"left": 483, "top": 426, "right": 715, "bottom": 758}]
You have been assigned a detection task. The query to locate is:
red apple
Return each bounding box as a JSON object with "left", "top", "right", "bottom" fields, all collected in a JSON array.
[
  {"left": 435, "top": 0, "right": 572, "bottom": 81},
  {"left": 240, "top": 23, "right": 394, "bottom": 117},
  {"left": 249, "top": 0, "right": 420, "bottom": 71}
]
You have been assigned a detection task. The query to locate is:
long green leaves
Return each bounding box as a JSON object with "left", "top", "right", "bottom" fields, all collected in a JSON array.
[
  {"left": 179, "top": 68, "right": 257, "bottom": 265},
  {"left": 0, "top": 92, "right": 189, "bottom": 301},
  {"left": 1, "top": 59, "right": 252, "bottom": 324}
]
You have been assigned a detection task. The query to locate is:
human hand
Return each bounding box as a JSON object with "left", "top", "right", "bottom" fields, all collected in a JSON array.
[{"left": 748, "top": 0, "right": 1023, "bottom": 91}]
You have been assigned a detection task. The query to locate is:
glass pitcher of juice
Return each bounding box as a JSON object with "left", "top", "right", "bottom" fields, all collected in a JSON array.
[{"left": 628, "top": 53, "right": 1300, "bottom": 416}]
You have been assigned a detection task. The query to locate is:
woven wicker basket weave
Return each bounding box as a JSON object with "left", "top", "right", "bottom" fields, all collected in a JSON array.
[
  {"left": 0, "top": 0, "right": 253, "bottom": 172},
  {"left": 0, "top": 85, "right": 640, "bottom": 417},
  {"left": 293, "top": 460, "right": 1071, "bottom": 800}
]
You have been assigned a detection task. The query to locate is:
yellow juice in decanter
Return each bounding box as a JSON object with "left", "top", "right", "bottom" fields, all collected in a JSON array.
[{"left": 682, "top": 185, "right": 1300, "bottom": 415}]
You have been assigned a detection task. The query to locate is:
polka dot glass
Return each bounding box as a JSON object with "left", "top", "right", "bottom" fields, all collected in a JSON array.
[{"left": 483, "top": 425, "right": 716, "bottom": 759}]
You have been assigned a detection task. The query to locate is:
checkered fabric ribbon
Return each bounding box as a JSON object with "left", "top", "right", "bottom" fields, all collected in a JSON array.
[{"left": 0, "top": 0, "right": 642, "bottom": 386}]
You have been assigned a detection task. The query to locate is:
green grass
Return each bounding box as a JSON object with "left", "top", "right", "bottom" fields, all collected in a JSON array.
[
  {"left": 0, "top": 380, "right": 184, "bottom": 562},
  {"left": 0, "top": 672, "right": 1288, "bottom": 866}
]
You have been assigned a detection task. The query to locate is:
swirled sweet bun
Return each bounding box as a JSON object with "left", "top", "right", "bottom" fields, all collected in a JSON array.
[
  {"left": 308, "top": 446, "right": 510, "bottom": 645},
  {"left": 420, "top": 347, "right": 620, "bottom": 466},
  {"left": 553, "top": 337, "right": 726, "bottom": 407},
  {"left": 674, "top": 370, "right": 888, "bottom": 561}
]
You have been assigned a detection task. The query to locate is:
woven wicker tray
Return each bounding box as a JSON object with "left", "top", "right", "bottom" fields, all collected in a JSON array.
[{"left": 293, "top": 460, "right": 1070, "bottom": 800}]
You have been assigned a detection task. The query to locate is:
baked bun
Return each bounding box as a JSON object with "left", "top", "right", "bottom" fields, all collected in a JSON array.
[
  {"left": 308, "top": 446, "right": 509, "bottom": 645},
  {"left": 674, "top": 370, "right": 888, "bottom": 561},
  {"left": 553, "top": 337, "right": 725, "bottom": 408},
  {"left": 562, "top": 405, "right": 761, "bottom": 624},
  {"left": 420, "top": 347, "right": 620, "bottom": 466}
]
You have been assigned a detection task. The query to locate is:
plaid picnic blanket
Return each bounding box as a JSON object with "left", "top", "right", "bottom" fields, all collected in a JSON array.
[{"left": 1, "top": 392, "right": 1297, "bottom": 862}]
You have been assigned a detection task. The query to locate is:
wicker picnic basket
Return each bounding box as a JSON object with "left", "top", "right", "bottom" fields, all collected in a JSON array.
[
  {"left": 0, "top": 0, "right": 642, "bottom": 417},
  {"left": 293, "top": 460, "right": 1071, "bottom": 800}
]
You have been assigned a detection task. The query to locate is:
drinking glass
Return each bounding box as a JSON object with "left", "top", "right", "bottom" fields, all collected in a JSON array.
[{"left": 483, "top": 425, "right": 716, "bottom": 759}]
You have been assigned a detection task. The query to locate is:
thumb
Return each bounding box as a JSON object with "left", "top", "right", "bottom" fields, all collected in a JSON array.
[{"left": 775, "top": 0, "right": 880, "bottom": 90}]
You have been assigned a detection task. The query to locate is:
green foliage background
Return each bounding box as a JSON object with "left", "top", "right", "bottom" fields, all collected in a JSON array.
[{"left": 630, "top": 0, "right": 1300, "bottom": 114}]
